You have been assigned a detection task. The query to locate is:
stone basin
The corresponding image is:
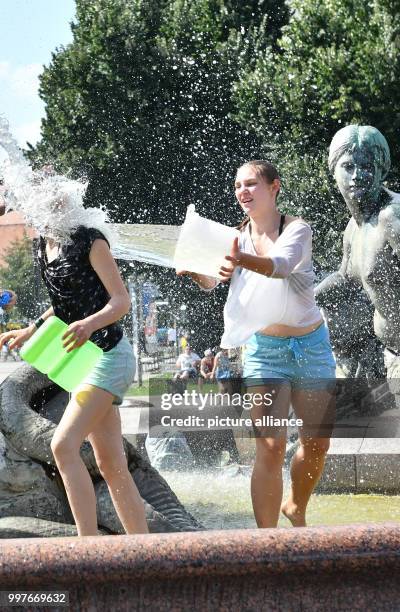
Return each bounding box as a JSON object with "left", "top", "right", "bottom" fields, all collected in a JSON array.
[{"left": 0, "top": 523, "right": 399, "bottom": 611}]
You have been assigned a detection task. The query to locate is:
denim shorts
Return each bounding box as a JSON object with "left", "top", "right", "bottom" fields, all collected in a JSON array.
[
  {"left": 179, "top": 367, "right": 197, "bottom": 379},
  {"left": 243, "top": 323, "right": 336, "bottom": 389},
  {"left": 82, "top": 335, "right": 135, "bottom": 404}
]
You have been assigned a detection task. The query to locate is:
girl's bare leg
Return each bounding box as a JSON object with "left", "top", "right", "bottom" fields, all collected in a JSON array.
[
  {"left": 281, "top": 436, "right": 330, "bottom": 527},
  {"left": 251, "top": 437, "right": 287, "bottom": 527},
  {"left": 250, "top": 384, "right": 291, "bottom": 528},
  {"left": 281, "top": 388, "right": 334, "bottom": 527},
  {"left": 87, "top": 400, "right": 148, "bottom": 534},
  {"left": 51, "top": 384, "right": 147, "bottom": 536}
]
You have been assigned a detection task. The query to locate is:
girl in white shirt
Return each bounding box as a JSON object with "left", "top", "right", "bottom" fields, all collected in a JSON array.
[{"left": 179, "top": 160, "right": 335, "bottom": 528}]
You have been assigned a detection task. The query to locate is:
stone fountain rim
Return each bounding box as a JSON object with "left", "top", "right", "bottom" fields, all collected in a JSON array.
[{"left": 1, "top": 523, "right": 400, "bottom": 586}]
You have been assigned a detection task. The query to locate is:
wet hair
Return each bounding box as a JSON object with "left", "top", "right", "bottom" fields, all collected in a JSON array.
[
  {"left": 235, "top": 160, "right": 280, "bottom": 231},
  {"left": 328, "top": 125, "right": 391, "bottom": 179}
]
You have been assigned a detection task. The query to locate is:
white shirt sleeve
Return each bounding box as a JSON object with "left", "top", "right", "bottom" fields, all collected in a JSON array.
[{"left": 269, "top": 222, "right": 311, "bottom": 279}]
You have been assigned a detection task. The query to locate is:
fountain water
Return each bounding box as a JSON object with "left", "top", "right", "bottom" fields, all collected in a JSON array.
[
  {"left": 161, "top": 468, "right": 400, "bottom": 529},
  {"left": 0, "top": 116, "right": 115, "bottom": 247},
  {"left": 111, "top": 222, "right": 179, "bottom": 268}
]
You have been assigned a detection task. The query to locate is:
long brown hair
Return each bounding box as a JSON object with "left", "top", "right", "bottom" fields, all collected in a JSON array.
[{"left": 235, "top": 160, "right": 280, "bottom": 231}]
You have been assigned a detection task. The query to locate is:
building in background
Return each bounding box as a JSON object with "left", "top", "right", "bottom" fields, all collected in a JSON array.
[{"left": 0, "top": 212, "right": 35, "bottom": 266}]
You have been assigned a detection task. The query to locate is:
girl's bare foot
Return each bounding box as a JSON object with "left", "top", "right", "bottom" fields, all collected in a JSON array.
[{"left": 281, "top": 501, "right": 306, "bottom": 527}]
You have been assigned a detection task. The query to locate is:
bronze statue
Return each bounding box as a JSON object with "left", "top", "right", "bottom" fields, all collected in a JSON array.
[{"left": 316, "top": 125, "right": 400, "bottom": 399}]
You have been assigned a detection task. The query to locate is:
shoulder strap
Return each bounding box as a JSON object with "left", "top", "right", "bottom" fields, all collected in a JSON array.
[{"left": 278, "top": 214, "right": 286, "bottom": 236}]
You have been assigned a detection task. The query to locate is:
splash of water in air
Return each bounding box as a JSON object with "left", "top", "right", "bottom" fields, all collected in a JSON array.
[
  {"left": 0, "top": 116, "right": 114, "bottom": 245},
  {"left": 0, "top": 116, "right": 181, "bottom": 265}
]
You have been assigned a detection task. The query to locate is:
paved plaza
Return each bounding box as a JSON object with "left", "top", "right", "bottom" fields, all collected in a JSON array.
[{"left": 0, "top": 359, "right": 22, "bottom": 384}]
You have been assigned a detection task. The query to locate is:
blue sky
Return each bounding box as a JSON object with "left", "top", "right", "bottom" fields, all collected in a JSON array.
[{"left": 0, "top": 0, "right": 76, "bottom": 151}]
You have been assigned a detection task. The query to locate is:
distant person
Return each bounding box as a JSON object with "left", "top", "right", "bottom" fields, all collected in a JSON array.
[
  {"left": 0, "top": 290, "right": 17, "bottom": 332},
  {"left": 167, "top": 326, "right": 177, "bottom": 347},
  {"left": 198, "top": 349, "right": 214, "bottom": 390},
  {"left": 174, "top": 345, "right": 201, "bottom": 382},
  {"left": 0, "top": 179, "right": 6, "bottom": 216},
  {"left": 179, "top": 333, "right": 189, "bottom": 351},
  {"left": 0, "top": 290, "right": 17, "bottom": 310},
  {"left": 211, "top": 348, "right": 233, "bottom": 394}
]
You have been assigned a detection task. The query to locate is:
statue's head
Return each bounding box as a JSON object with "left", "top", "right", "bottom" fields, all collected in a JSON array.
[{"left": 328, "top": 125, "right": 390, "bottom": 205}]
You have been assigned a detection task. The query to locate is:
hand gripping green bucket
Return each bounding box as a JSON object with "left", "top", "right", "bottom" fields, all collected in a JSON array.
[{"left": 20, "top": 316, "right": 103, "bottom": 392}]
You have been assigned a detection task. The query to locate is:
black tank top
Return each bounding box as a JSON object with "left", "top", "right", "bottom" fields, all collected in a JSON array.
[
  {"left": 278, "top": 214, "right": 286, "bottom": 236},
  {"left": 38, "top": 226, "right": 123, "bottom": 352}
]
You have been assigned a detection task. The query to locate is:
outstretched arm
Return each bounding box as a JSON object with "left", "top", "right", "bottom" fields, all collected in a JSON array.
[
  {"left": 0, "top": 305, "right": 54, "bottom": 350},
  {"left": 220, "top": 237, "right": 275, "bottom": 280},
  {"left": 222, "top": 222, "right": 309, "bottom": 280},
  {"left": 314, "top": 220, "right": 353, "bottom": 300},
  {"left": 379, "top": 202, "right": 400, "bottom": 259},
  {"left": 176, "top": 270, "right": 219, "bottom": 291}
]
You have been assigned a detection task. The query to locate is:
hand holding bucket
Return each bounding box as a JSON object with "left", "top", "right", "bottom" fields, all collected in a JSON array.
[
  {"left": 173, "top": 205, "right": 240, "bottom": 278},
  {"left": 20, "top": 316, "right": 102, "bottom": 392}
]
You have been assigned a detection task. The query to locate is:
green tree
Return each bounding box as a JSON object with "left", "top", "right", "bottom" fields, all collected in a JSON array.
[
  {"left": 0, "top": 234, "right": 49, "bottom": 322},
  {"left": 233, "top": 0, "right": 400, "bottom": 269},
  {"left": 30, "top": 0, "right": 288, "bottom": 225},
  {"left": 29, "top": 0, "right": 288, "bottom": 348}
]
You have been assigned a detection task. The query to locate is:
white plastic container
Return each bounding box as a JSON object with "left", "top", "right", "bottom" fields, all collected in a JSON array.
[
  {"left": 221, "top": 268, "right": 289, "bottom": 348},
  {"left": 173, "top": 205, "right": 240, "bottom": 277}
]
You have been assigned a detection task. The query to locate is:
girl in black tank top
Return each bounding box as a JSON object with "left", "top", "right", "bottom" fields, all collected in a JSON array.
[{"left": 0, "top": 196, "right": 149, "bottom": 536}]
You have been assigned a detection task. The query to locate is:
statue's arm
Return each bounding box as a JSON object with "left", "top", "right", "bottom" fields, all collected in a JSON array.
[
  {"left": 314, "top": 270, "right": 345, "bottom": 297},
  {"left": 315, "top": 221, "right": 352, "bottom": 299},
  {"left": 379, "top": 202, "right": 400, "bottom": 258}
]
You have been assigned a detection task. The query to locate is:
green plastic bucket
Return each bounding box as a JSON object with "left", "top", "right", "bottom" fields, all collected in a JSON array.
[{"left": 20, "top": 316, "right": 103, "bottom": 392}]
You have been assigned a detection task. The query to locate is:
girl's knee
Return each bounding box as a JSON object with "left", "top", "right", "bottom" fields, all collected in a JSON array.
[
  {"left": 51, "top": 435, "right": 79, "bottom": 462},
  {"left": 255, "top": 438, "right": 286, "bottom": 465}
]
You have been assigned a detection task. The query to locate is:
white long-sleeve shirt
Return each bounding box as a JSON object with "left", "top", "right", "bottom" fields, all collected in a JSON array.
[{"left": 220, "top": 220, "right": 322, "bottom": 348}]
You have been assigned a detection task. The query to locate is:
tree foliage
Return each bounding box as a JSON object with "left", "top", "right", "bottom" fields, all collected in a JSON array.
[
  {"left": 31, "top": 0, "right": 287, "bottom": 227},
  {"left": 233, "top": 0, "right": 400, "bottom": 268},
  {"left": 30, "top": 0, "right": 288, "bottom": 349}
]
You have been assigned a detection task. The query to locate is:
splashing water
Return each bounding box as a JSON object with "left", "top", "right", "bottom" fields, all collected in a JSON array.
[
  {"left": 0, "top": 117, "right": 115, "bottom": 246},
  {"left": 0, "top": 116, "right": 182, "bottom": 263},
  {"left": 111, "top": 223, "right": 180, "bottom": 267},
  {"left": 162, "top": 468, "right": 400, "bottom": 529},
  {"left": 0, "top": 118, "right": 219, "bottom": 270}
]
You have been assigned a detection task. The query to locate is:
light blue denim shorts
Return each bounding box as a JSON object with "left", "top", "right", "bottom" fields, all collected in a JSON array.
[
  {"left": 243, "top": 323, "right": 336, "bottom": 389},
  {"left": 82, "top": 335, "right": 135, "bottom": 404}
]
